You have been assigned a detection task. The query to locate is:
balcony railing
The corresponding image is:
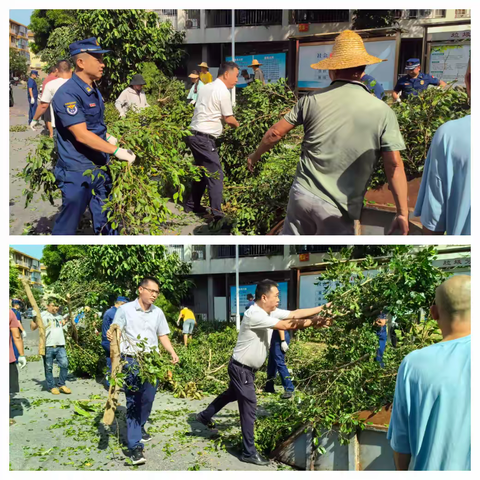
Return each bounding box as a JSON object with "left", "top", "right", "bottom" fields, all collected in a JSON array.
[
  {"left": 290, "top": 245, "right": 347, "bottom": 255},
  {"left": 289, "top": 10, "right": 349, "bottom": 24},
  {"left": 211, "top": 245, "right": 284, "bottom": 259},
  {"left": 155, "top": 9, "right": 178, "bottom": 29},
  {"left": 167, "top": 245, "right": 185, "bottom": 261},
  {"left": 206, "top": 10, "right": 283, "bottom": 28}
]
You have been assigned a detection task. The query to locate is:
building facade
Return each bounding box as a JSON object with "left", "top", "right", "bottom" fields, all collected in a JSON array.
[
  {"left": 9, "top": 19, "right": 30, "bottom": 63},
  {"left": 10, "top": 249, "right": 44, "bottom": 288},
  {"left": 28, "top": 31, "right": 47, "bottom": 73},
  {"left": 153, "top": 9, "right": 471, "bottom": 83},
  {"left": 167, "top": 244, "right": 470, "bottom": 323}
]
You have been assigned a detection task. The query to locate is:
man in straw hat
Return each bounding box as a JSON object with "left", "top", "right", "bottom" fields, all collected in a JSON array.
[
  {"left": 187, "top": 70, "right": 204, "bottom": 105},
  {"left": 247, "top": 30, "right": 409, "bottom": 235},
  {"left": 115, "top": 74, "right": 150, "bottom": 117},
  {"left": 198, "top": 62, "right": 213, "bottom": 84},
  {"left": 249, "top": 59, "right": 265, "bottom": 85}
]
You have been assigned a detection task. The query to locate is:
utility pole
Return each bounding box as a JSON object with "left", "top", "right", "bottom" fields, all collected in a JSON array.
[
  {"left": 231, "top": 9, "right": 236, "bottom": 106},
  {"left": 235, "top": 244, "right": 240, "bottom": 331}
]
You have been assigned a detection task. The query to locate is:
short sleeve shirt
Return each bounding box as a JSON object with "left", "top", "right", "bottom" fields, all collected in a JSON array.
[
  {"left": 232, "top": 303, "right": 290, "bottom": 369},
  {"left": 180, "top": 308, "right": 195, "bottom": 321},
  {"left": 284, "top": 80, "right": 405, "bottom": 220},
  {"left": 190, "top": 79, "right": 234, "bottom": 137},
  {"left": 9, "top": 310, "right": 21, "bottom": 363},
  {"left": 387, "top": 335, "right": 471, "bottom": 470},
  {"left": 40, "top": 77, "right": 69, "bottom": 128},
  {"left": 199, "top": 72, "right": 213, "bottom": 84},
  {"left": 52, "top": 73, "right": 109, "bottom": 172},
  {"left": 394, "top": 73, "right": 440, "bottom": 97},
  {"left": 254, "top": 69, "right": 265, "bottom": 84},
  {"left": 112, "top": 299, "right": 170, "bottom": 355},
  {"left": 414, "top": 115, "right": 471, "bottom": 235},
  {"left": 41, "top": 311, "right": 67, "bottom": 347},
  {"left": 27, "top": 77, "right": 38, "bottom": 99}
]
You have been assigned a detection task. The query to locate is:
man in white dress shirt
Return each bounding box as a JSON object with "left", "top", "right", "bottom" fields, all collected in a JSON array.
[
  {"left": 195, "top": 279, "right": 333, "bottom": 466},
  {"left": 107, "top": 276, "right": 179, "bottom": 465},
  {"left": 185, "top": 61, "right": 240, "bottom": 222},
  {"left": 115, "top": 74, "right": 150, "bottom": 117}
]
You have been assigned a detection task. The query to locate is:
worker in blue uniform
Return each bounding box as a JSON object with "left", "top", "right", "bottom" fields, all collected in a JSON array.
[
  {"left": 101, "top": 296, "right": 129, "bottom": 387},
  {"left": 393, "top": 58, "right": 446, "bottom": 101},
  {"left": 375, "top": 311, "right": 388, "bottom": 368},
  {"left": 361, "top": 72, "right": 385, "bottom": 100},
  {"left": 27, "top": 70, "right": 39, "bottom": 124},
  {"left": 51, "top": 37, "right": 136, "bottom": 235}
]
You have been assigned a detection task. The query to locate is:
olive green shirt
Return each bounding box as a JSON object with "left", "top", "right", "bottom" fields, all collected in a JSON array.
[{"left": 284, "top": 80, "right": 405, "bottom": 220}]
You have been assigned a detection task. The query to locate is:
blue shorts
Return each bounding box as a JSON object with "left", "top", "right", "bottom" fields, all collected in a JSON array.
[{"left": 183, "top": 319, "right": 195, "bottom": 335}]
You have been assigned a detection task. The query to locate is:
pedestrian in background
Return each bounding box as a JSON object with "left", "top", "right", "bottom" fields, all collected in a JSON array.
[
  {"left": 115, "top": 74, "right": 150, "bottom": 117},
  {"left": 198, "top": 62, "right": 213, "bottom": 84},
  {"left": 177, "top": 305, "right": 197, "bottom": 347},
  {"left": 107, "top": 277, "right": 179, "bottom": 465},
  {"left": 414, "top": 59, "right": 471, "bottom": 235},
  {"left": 27, "top": 70, "right": 39, "bottom": 124},
  {"left": 387, "top": 275, "right": 471, "bottom": 470},
  {"left": 40, "top": 65, "right": 58, "bottom": 136},
  {"left": 374, "top": 311, "right": 388, "bottom": 367},
  {"left": 185, "top": 62, "right": 240, "bottom": 224},
  {"left": 186, "top": 70, "right": 204, "bottom": 105},
  {"left": 249, "top": 59, "right": 265, "bottom": 84},
  {"left": 10, "top": 309, "right": 27, "bottom": 426}
]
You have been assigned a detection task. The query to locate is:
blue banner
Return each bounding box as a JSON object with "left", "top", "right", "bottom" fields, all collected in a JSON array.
[
  {"left": 230, "top": 282, "right": 288, "bottom": 315},
  {"left": 226, "top": 53, "right": 286, "bottom": 88}
]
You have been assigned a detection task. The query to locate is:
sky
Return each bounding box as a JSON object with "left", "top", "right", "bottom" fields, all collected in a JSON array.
[
  {"left": 10, "top": 245, "right": 45, "bottom": 261},
  {"left": 10, "top": 9, "right": 34, "bottom": 27}
]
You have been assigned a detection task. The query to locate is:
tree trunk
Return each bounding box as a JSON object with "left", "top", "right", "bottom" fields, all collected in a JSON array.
[
  {"left": 103, "top": 325, "right": 121, "bottom": 425},
  {"left": 65, "top": 294, "right": 79, "bottom": 343},
  {"left": 21, "top": 279, "right": 45, "bottom": 356}
]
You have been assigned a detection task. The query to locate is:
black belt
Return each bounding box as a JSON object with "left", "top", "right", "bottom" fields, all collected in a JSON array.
[
  {"left": 192, "top": 130, "right": 217, "bottom": 141},
  {"left": 231, "top": 358, "right": 258, "bottom": 373}
]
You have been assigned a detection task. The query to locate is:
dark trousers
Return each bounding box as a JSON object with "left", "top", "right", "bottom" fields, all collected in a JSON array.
[
  {"left": 28, "top": 98, "right": 37, "bottom": 123},
  {"left": 52, "top": 167, "right": 117, "bottom": 235},
  {"left": 265, "top": 330, "right": 294, "bottom": 393},
  {"left": 185, "top": 133, "right": 224, "bottom": 218},
  {"left": 102, "top": 344, "right": 112, "bottom": 387},
  {"left": 124, "top": 357, "right": 157, "bottom": 450},
  {"left": 45, "top": 346, "right": 69, "bottom": 390},
  {"left": 375, "top": 337, "right": 387, "bottom": 368},
  {"left": 199, "top": 359, "right": 257, "bottom": 457}
]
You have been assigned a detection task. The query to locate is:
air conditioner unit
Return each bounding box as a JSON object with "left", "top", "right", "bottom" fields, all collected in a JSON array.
[
  {"left": 192, "top": 251, "right": 199, "bottom": 260},
  {"left": 197, "top": 313, "right": 207, "bottom": 321},
  {"left": 186, "top": 19, "right": 193, "bottom": 28}
]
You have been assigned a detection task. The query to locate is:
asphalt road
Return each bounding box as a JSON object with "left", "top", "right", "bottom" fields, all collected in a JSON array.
[{"left": 9, "top": 84, "right": 214, "bottom": 236}]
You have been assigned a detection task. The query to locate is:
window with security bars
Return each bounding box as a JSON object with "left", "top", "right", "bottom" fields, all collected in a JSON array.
[
  {"left": 455, "top": 9, "right": 471, "bottom": 18},
  {"left": 289, "top": 10, "right": 349, "bottom": 24},
  {"left": 185, "top": 10, "right": 201, "bottom": 29},
  {"left": 290, "top": 245, "right": 347, "bottom": 255},
  {"left": 211, "top": 245, "right": 284, "bottom": 259},
  {"left": 206, "top": 10, "right": 283, "bottom": 28}
]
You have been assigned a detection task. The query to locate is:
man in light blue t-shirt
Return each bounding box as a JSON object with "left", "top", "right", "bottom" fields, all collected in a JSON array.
[
  {"left": 387, "top": 275, "right": 471, "bottom": 471},
  {"left": 414, "top": 60, "right": 471, "bottom": 235}
]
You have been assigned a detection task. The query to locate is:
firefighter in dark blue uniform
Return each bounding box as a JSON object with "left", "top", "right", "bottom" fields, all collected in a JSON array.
[
  {"left": 375, "top": 311, "right": 388, "bottom": 368},
  {"left": 393, "top": 58, "right": 446, "bottom": 101},
  {"left": 27, "top": 70, "right": 39, "bottom": 124},
  {"left": 51, "top": 38, "right": 136, "bottom": 235}
]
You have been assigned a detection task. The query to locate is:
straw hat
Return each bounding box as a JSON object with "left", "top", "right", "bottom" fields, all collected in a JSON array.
[
  {"left": 248, "top": 59, "right": 263, "bottom": 67},
  {"left": 189, "top": 73, "right": 200, "bottom": 79},
  {"left": 310, "top": 30, "right": 386, "bottom": 70},
  {"left": 198, "top": 62, "right": 209, "bottom": 68}
]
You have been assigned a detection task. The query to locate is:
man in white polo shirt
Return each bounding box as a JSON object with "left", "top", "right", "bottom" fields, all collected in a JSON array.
[
  {"left": 30, "top": 60, "right": 72, "bottom": 139},
  {"left": 195, "top": 279, "right": 333, "bottom": 466},
  {"left": 185, "top": 61, "right": 240, "bottom": 223},
  {"left": 107, "top": 276, "right": 179, "bottom": 466}
]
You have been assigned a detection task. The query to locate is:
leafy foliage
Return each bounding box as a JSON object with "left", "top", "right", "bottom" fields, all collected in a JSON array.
[
  {"left": 352, "top": 10, "right": 397, "bottom": 30},
  {"left": 9, "top": 48, "right": 28, "bottom": 77},
  {"left": 28, "top": 9, "right": 76, "bottom": 53},
  {"left": 41, "top": 245, "right": 88, "bottom": 284},
  {"left": 39, "top": 26, "right": 80, "bottom": 70},
  {"left": 9, "top": 250, "right": 22, "bottom": 298}
]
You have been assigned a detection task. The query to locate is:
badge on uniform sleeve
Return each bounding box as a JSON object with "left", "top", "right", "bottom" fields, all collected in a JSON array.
[
  {"left": 65, "top": 101, "right": 78, "bottom": 115},
  {"left": 420, "top": 80, "right": 425, "bottom": 85}
]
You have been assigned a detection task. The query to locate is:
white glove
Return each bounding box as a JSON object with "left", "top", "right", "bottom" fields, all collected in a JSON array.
[
  {"left": 30, "top": 97, "right": 35, "bottom": 105},
  {"left": 281, "top": 341, "right": 289, "bottom": 353},
  {"left": 17, "top": 356, "right": 27, "bottom": 369},
  {"left": 30, "top": 119, "right": 39, "bottom": 131},
  {"left": 21, "top": 330, "right": 27, "bottom": 339},
  {"left": 114, "top": 148, "right": 136, "bottom": 165},
  {"left": 106, "top": 135, "right": 118, "bottom": 146}
]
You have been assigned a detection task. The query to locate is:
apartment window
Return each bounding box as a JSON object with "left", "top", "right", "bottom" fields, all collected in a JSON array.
[
  {"left": 289, "top": 10, "right": 349, "bottom": 24},
  {"left": 191, "top": 245, "right": 206, "bottom": 260},
  {"left": 160, "top": 9, "right": 177, "bottom": 17},
  {"left": 290, "top": 245, "right": 347, "bottom": 254},
  {"left": 206, "top": 10, "right": 283, "bottom": 28},
  {"left": 167, "top": 245, "right": 184, "bottom": 261},
  {"left": 455, "top": 9, "right": 471, "bottom": 18},
  {"left": 211, "top": 245, "right": 284, "bottom": 259},
  {"left": 185, "top": 9, "right": 201, "bottom": 29},
  {"left": 394, "top": 10, "right": 404, "bottom": 20},
  {"left": 433, "top": 10, "right": 446, "bottom": 18},
  {"left": 408, "top": 10, "right": 418, "bottom": 19}
]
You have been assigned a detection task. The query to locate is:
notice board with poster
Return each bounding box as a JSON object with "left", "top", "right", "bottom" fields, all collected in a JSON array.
[
  {"left": 297, "top": 38, "right": 397, "bottom": 91},
  {"left": 428, "top": 43, "right": 470, "bottom": 86},
  {"left": 226, "top": 53, "right": 286, "bottom": 88},
  {"left": 230, "top": 282, "right": 288, "bottom": 315}
]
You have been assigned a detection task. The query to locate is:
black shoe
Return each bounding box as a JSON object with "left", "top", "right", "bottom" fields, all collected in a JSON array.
[
  {"left": 281, "top": 391, "right": 294, "bottom": 399},
  {"left": 195, "top": 412, "right": 217, "bottom": 430},
  {"left": 141, "top": 427, "right": 152, "bottom": 443},
  {"left": 185, "top": 206, "right": 209, "bottom": 215},
  {"left": 131, "top": 447, "right": 146, "bottom": 465},
  {"left": 240, "top": 453, "right": 270, "bottom": 466}
]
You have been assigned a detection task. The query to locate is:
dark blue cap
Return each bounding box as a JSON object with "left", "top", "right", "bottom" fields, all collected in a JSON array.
[
  {"left": 116, "top": 296, "right": 129, "bottom": 303},
  {"left": 69, "top": 37, "right": 110, "bottom": 57},
  {"left": 12, "top": 299, "right": 22, "bottom": 306},
  {"left": 405, "top": 58, "right": 420, "bottom": 70},
  {"left": 378, "top": 311, "right": 388, "bottom": 319},
  {"left": 30, "top": 70, "right": 38, "bottom": 75}
]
